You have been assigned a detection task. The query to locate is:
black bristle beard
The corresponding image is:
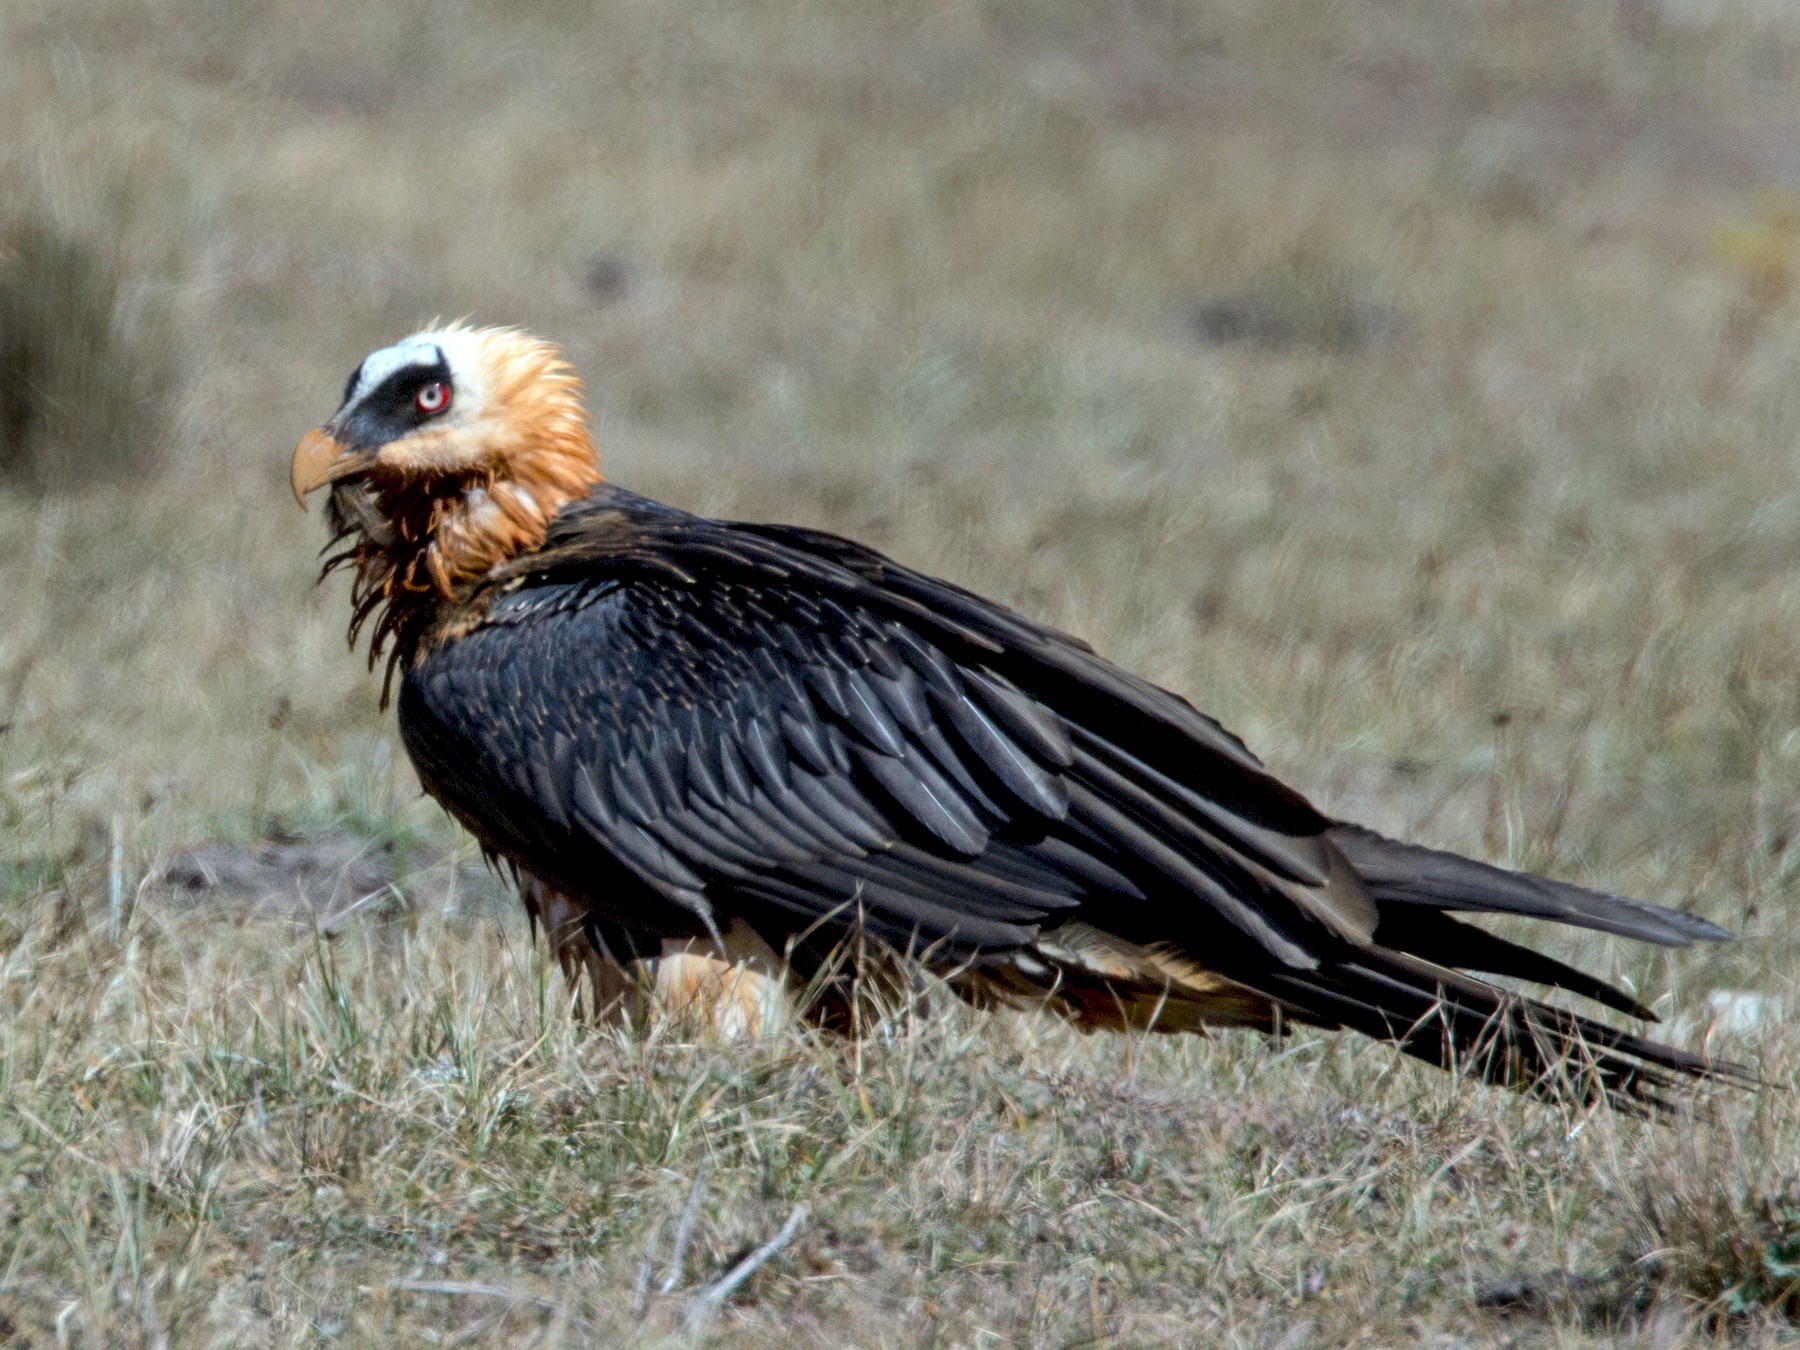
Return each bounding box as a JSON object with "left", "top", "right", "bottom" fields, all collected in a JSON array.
[{"left": 318, "top": 479, "right": 440, "bottom": 709}]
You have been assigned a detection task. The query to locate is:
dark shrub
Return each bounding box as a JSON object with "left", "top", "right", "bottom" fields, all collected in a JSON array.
[{"left": 0, "top": 211, "right": 179, "bottom": 491}]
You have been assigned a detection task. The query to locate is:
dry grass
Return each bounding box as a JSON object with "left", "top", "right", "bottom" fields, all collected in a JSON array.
[{"left": 3, "top": 0, "right": 1800, "bottom": 1342}]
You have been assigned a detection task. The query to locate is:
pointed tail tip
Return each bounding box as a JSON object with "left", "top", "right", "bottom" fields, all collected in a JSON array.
[
  {"left": 1656, "top": 907, "right": 1734, "bottom": 945},
  {"left": 1690, "top": 915, "right": 1735, "bottom": 943}
]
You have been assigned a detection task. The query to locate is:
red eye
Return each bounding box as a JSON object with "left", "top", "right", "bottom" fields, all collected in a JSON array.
[{"left": 415, "top": 381, "right": 451, "bottom": 415}]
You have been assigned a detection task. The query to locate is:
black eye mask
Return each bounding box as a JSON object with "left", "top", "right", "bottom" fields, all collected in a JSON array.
[{"left": 335, "top": 350, "right": 454, "bottom": 452}]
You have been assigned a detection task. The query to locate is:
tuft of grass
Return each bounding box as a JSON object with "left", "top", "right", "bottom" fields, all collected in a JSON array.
[
  {"left": 0, "top": 205, "right": 179, "bottom": 491},
  {"left": 1627, "top": 1121, "right": 1800, "bottom": 1322}
]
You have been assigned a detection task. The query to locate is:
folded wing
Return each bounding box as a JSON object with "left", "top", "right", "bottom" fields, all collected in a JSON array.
[{"left": 398, "top": 487, "right": 1738, "bottom": 1107}]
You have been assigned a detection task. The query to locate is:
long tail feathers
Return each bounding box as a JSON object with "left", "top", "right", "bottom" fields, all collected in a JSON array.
[
  {"left": 1329, "top": 824, "right": 1731, "bottom": 946},
  {"left": 1286, "top": 826, "right": 1750, "bottom": 1110}
]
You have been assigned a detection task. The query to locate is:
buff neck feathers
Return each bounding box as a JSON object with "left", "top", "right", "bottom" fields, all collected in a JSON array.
[{"left": 291, "top": 325, "right": 604, "bottom": 685}]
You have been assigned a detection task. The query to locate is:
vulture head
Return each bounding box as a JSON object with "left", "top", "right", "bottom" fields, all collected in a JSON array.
[{"left": 291, "top": 324, "right": 603, "bottom": 598}]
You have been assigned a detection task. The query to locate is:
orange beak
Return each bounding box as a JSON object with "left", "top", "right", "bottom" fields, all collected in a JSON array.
[{"left": 290, "top": 427, "right": 359, "bottom": 508}]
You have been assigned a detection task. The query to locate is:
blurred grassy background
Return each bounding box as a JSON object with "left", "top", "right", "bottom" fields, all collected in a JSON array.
[{"left": 3, "top": 0, "right": 1800, "bottom": 1344}]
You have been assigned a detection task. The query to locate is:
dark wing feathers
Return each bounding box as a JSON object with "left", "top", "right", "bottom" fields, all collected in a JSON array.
[
  {"left": 1256, "top": 949, "right": 1734, "bottom": 1110},
  {"left": 1384, "top": 908, "right": 1657, "bottom": 1021},
  {"left": 398, "top": 486, "right": 1737, "bottom": 1106},
  {"left": 403, "top": 562, "right": 1099, "bottom": 960}
]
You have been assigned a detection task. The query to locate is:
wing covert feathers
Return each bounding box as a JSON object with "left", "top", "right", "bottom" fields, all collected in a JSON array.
[{"left": 399, "top": 485, "right": 1739, "bottom": 1110}]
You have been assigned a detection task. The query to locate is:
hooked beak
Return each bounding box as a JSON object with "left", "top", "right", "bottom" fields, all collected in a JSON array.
[{"left": 290, "top": 427, "right": 368, "bottom": 509}]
